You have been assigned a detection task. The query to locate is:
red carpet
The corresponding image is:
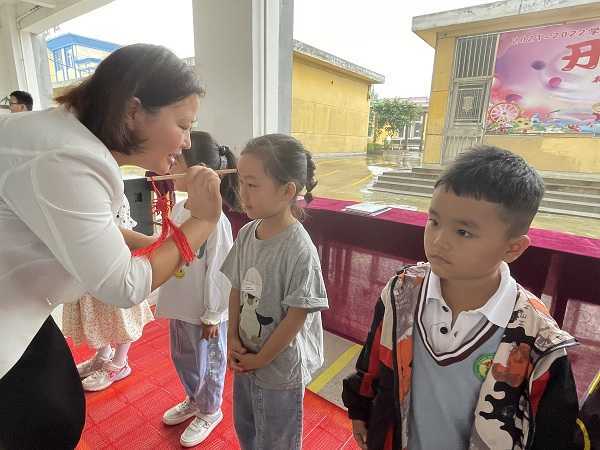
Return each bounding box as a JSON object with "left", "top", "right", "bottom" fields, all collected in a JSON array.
[
  {"left": 71, "top": 298, "right": 599, "bottom": 449},
  {"left": 70, "top": 318, "right": 360, "bottom": 450}
]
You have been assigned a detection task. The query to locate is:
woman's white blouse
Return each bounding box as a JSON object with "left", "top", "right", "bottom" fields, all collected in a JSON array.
[{"left": 0, "top": 108, "right": 152, "bottom": 378}]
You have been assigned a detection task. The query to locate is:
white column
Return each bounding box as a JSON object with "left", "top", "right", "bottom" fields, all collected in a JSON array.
[
  {"left": 19, "top": 32, "right": 40, "bottom": 102},
  {"left": 192, "top": 0, "right": 293, "bottom": 152},
  {"left": 0, "top": 4, "right": 52, "bottom": 110},
  {"left": 277, "top": 0, "right": 293, "bottom": 134},
  {"left": 0, "top": 4, "right": 27, "bottom": 100},
  {"left": 34, "top": 33, "right": 52, "bottom": 108}
]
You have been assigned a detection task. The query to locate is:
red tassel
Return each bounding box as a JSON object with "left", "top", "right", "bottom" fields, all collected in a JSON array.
[
  {"left": 167, "top": 216, "right": 195, "bottom": 263},
  {"left": 131, "top": 182, "right": 195, "bottom": 264}
]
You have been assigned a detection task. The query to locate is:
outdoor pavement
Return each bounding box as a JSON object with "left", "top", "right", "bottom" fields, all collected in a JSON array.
[
  {"left": 121, "top": 150, "right": 600, "bottom": 238},
  {"left": 312, "top": 151, "right": 600, "bottom": 239}
]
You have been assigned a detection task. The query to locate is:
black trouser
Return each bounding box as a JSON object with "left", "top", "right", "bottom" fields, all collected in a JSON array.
[{"left": 0, "top": 316, "right": 85, "bottom": 450}]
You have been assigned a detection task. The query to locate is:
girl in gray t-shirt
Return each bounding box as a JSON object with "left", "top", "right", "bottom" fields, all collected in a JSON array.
[{"left": 221, "top": 134, "right": 328, "bottom": 450}]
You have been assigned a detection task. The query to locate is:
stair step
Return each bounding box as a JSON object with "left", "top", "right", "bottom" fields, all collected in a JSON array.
[
  {"left": 541, "top": 197, "right": 600, "bottom": 214},
  {"left": 542, "top": 177, "right": 600, "bottom": 188},
  {"left": 372, "top": 168, "right": 600, "bottom": 218},
  {"left": 369, "top": 186, "right": 433, "bottom": 198},
  {"left": 380, "top": 172, "right": 600, "bottom": 196},
  {"left": 383, "top": 171, "right": 438, "bottom": 180},
  {"left": 377, "top": 175, "right": 436, "bottom": 185},
  {"left": 375, "top": 182, "right": 600, "bottom": 202},
  {"left": 542, "top": 197, "right": 600, "bottom": 207},
  {"left": 545, "top": 190, "right": 600, "bottom": 203},
  {"left": 538, "top": 206, "right": 600, "bottom": 220},
  {"left": 373, "top": 180, "right": 434, "bottom": 193},
  {"left": 405, "top": 168, "right": 600, "bottom": 187},
  {"left": 412, "top": 168, "right": 443, "bottom": 176},
  {"left": 370, "top": 186, "right": 600, "bottom": 218},
  {"left": 544, "top": 183, "right": 600, "bottom": 196}
]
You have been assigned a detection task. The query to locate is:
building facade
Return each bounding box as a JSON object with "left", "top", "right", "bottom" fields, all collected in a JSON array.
[
  {"left": 49, "top": 34, "right": 384, "bottom": 154},
  {"left": 47, "top": 33, "right": 119, "bottom": 87},
  {"left": 291, "top": 40, "right": 384, "bottom": 154},
  {"left": 413, "top": 0, "right": 600, "bottom": 173}
]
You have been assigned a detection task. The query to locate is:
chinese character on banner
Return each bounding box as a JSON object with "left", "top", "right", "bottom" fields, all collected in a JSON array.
[{"left": 562, "top": 39, "right": 600, "bottom": 71}]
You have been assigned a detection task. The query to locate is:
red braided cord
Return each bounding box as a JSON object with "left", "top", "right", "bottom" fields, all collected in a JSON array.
[{"left": 131, "top": 182, "right": 194, "bottom": 264}]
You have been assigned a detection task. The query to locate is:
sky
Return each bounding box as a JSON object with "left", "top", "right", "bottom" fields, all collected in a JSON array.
[{"left": 49, "top": 0, "right": 499, "bottom": 98}]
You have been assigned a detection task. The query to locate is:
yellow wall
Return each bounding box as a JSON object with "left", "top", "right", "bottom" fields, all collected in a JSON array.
[
  {"left": 291, "top": 54, "right": 372, "bottom": 154},
  {"left": 423, "top": 7, "right": 600, "bottom": 173},
  {"left": 424, "top": 33, "right": 454, "bottom": 165},
  {"left": 74, "top": 46, "right": 111, "bottom": 60},
  {"left": 483, "top": 135, "right": 600, "bottom": 173}
]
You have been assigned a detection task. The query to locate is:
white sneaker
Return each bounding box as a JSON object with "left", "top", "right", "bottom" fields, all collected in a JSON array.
[
  {"left": 76, "top": 349, "right": 114, "bottom": 379},
  {"left": 81, "top": 360, "right": 131, "bottom": 392},
  {"left": 162, "top": 397, "right": 197, "bottom": 426},
  {"left": 180, "top": 411, "right": 223, "bottom": 447}
]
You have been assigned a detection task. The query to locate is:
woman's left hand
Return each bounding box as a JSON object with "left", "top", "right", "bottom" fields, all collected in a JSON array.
[{"left": 201, "top": 323, "right": 219, "bottom": 340}]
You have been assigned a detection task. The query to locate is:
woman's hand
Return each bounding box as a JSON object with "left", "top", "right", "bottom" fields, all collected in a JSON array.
[{"left": 184, "top": 166, "right": 221, "bottom": 224}]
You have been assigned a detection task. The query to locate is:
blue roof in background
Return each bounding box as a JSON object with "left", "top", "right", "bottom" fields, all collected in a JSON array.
[{"left": 46, "top": 33, "right": 120, "bottom": 53}]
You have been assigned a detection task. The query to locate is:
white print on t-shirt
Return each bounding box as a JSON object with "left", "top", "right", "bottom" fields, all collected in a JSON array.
[{"left": 240, "top": 267, "right": 273, "bottom": 345}]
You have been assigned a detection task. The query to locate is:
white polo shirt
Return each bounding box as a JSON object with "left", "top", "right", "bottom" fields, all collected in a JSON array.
[
  {"left": 419, "top": 262, "right": 517, "bottom": 358},
  {"left": 0, "top": 108, "right": 152, "bottom": 378}
]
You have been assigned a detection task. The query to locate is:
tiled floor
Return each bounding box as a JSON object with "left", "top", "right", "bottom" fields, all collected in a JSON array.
[{"left": 71, "top": 319, "right": 361, "bottom": 450}]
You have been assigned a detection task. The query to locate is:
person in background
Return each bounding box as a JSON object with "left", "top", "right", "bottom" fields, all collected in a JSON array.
[
  {"left": 9, "top": 90, "right": 33, "bottom": 113},
  {"left": 63, "top": 193, "right": 154, "bottom": 392}
]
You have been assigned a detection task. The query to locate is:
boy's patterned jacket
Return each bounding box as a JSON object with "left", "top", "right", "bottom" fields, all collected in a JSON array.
[{"left": 342, "top": 264, "right": 579, "bottom": 450}]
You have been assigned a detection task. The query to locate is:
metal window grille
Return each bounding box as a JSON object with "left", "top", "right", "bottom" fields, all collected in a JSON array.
[
  {"left": 441, "top": 33, "right": 498, "bottom": 162},
  {"left": 453, "top": 34, "right": 497, "bottom": 79},
  {"left": 441, "top": 135, "right": 482, "bottom": 164},
  {"left": 452, "top": 82, "right": 488, "bottom": 125}
]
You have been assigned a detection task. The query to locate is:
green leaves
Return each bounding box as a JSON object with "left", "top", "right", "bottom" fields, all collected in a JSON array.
[{"left": 370, "top": 98, "right": 423, "bottom": 143}]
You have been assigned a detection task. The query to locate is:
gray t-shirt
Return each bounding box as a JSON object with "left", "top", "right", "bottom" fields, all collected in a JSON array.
[{"left": 221, "top": 219, "right": 329, "bottom": 389}]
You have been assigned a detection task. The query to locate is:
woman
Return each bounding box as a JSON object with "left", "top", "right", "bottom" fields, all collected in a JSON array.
[{"left": 0, "top": 44, "right": 221, "bottom": 449}]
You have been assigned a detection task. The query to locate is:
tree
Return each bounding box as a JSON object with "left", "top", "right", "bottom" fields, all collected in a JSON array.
[{"left": 370, "top": 97, "right": 423, "bottom": 149}]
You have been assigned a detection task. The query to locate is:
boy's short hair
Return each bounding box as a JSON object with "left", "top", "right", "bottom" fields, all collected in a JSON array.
[{"left": 435, "top": 145, "right": 544, "bottom": 236}]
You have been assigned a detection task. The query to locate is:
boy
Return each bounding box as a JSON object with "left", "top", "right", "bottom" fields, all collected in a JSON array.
[{"left": 342, "top": 146, "right": 579, "bottom": 450}]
